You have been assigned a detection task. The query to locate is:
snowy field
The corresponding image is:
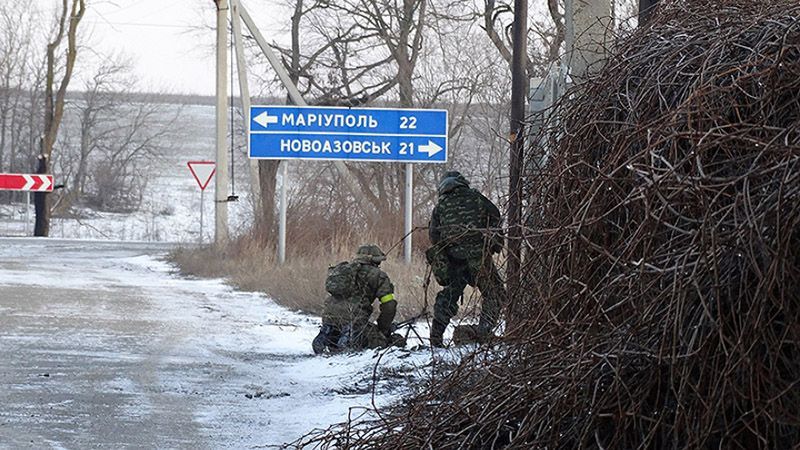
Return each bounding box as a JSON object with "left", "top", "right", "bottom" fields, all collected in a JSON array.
[
  {"left": 0, "top": 238, "right": 460, "bottom": 448},
  {"left": 0, "top": 104, "right": 254, "bottom": 243}
]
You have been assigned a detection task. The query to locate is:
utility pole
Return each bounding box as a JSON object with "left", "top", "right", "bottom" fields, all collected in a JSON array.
[
  {"left": 569, "top": 0, "right": 612, "bottom": 81},
  {"left": 508, "top": 0, "right": 528, "bottom": 294},
  {"left": 215, "top": 0, "right": 230, "bottom": 247}
]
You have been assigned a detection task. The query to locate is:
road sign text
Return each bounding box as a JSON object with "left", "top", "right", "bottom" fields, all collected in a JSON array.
[{"left": 249, "top": 106, "right": 448, "bottom": 163}]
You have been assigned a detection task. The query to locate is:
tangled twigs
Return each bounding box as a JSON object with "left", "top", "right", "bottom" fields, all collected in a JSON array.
[{"left": 294, "top": 1, "right": 800, "bottom": 448}]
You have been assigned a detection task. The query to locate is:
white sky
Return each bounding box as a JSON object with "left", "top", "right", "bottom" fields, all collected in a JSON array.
[{"left": 32, "top": 0, "right": 287, "bottom": 96}]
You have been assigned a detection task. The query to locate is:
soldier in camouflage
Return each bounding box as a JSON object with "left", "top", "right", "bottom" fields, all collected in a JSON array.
[
  {"left": 426, "top": 171, "right": 506, "bottom": 347},
  {"left": 312, "top": 244, "right": 399, "bottom": 354}
]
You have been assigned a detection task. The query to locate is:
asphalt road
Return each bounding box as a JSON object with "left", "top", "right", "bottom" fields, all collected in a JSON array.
[{"left": 0, "top": 238, "right": 328, "bottom": 449}]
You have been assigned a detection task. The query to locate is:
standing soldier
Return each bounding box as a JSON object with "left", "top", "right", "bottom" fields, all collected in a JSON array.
[
  {"left": 426, "top": 171, "right": 506, "bottom": 347},
  {"left": 312, "top": 244, "right": 402, "bottom": 354}
]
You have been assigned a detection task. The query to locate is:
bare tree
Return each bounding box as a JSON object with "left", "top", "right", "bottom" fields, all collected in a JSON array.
[
  {"left": 34, "top": 0, "right": 86, "bottom": 236},
  {"left": 0, "top": 5, "right": 25, "bottom": 173},
  {"left": 0, "top": 3, "right": 41, "bottom": 204},
  {"left": 242, "top": 0, "right": 581, "bottom": 251},
  {"left": 74, "top": 58, "right": 134, "bottom": 197},
  {"left": 52, "top": 61, "right": 180, "bottom": 215},
  {"left": 462, "top": 0, "right": 565, "bottom": 77},
  {"left": 83, "top": 95, "right": 178, "bottom": 213},
  {"left": 263, "top": 0, "right": 430, "bottom": 231},
  {"left": 254, "top": 0, "right": 518, "bottom": 242}
]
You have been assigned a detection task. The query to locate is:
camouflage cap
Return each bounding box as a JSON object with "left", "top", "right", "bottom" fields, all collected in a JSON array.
[
  {"left": 356, "top": 244, "right": 387, "bottom": 263},
  {"left": 438, "top": 170, "right": 470, "bottom": 194}
]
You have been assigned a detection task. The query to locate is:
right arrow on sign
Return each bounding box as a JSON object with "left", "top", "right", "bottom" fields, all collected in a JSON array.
[
  {"left": 418, "top": 141, "right": 443, "bottom": 158},
  {"left": 253, "top": 111, "right": 278, "bottom": 128}
]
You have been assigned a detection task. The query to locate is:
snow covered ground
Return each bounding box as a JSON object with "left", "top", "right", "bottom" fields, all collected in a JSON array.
[
  {"left": 0, "top": 237, "right": 453, "bottom": 448},
  {"left": 0, "top": 102, "right": 471, "bottom": 448}
]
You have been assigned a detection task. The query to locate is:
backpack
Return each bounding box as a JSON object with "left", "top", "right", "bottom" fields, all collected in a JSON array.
[{"left": 325, "top": 261, "right": 361, "bottom": 298}]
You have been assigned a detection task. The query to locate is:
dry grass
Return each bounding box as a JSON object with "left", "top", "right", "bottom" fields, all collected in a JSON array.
[{"left": 169, "top": 233, "right": 443, "bottom": 321}]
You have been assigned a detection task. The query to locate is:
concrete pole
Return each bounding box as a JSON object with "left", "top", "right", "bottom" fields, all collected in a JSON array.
[
  {"left": 569, "top": 0, "right": 613, "bottom": 81},
  {"left": 403, "top": 164, "right": 413, "bottom": 263},
  {"left": 214, "top": 0, "right": 230, "bottom": 247}
]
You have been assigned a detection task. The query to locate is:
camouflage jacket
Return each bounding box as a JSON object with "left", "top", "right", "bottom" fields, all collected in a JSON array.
[
  {"left": 429, "top": 178, "right": 502, "bottom": 253},
  {"left": 349, "top": 258, "right": 395, "bottom": 310}
]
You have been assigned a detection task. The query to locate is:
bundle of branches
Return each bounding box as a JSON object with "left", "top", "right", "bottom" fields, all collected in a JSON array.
[{"left": 296, "top": 1, "right": 800, "bottom": 448}]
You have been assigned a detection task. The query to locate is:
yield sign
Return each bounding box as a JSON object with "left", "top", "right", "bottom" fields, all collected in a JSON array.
[
  {"left": 0, "top": 173, "right": 54, "bottom": 192},
  {"left": 187, "top": 161, "right": 216, "bottom": 191}
]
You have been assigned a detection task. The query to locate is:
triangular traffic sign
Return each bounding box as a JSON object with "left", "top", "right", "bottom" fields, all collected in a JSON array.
[{"left": 187, "top": 161, "right": 216, "bottom": 191}]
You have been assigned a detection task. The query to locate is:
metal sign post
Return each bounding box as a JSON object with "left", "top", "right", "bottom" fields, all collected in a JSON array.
[
  {"left": 278, "top": 162, "right": 288, "bottom": 263},
  {"left": 404, "top": 164, "right": 413, "bottom": 263},
  {"left": 25, "top": 192, "right": 30, "bottom": 235},
  {"left": 187, "top": 162, "right": 217, "bottom": 244}
]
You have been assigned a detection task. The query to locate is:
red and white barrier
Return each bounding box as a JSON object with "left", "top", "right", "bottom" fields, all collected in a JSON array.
[{"left": 0, "top": 173, "right": 54, "bottom": 192}]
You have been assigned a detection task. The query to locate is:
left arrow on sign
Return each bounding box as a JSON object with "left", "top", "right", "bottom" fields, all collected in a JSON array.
[{"left": 254, "top": 111, "right": 279, "bottom": 128}]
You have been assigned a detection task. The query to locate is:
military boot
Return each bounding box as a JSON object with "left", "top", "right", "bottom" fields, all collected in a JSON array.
[
  {"left": 336, "top": 323, "right": 369, "bottom": 351},
  {"left": 430, "top": 320, "right": 447, "bottom": 348},
  {"left": 312, "top": 324, "right": 337, "bottom": 354}
]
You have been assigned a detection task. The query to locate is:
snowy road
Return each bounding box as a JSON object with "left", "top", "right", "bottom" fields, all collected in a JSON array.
[{"left": 0, "top": 238, "right": 427, "bottom": 449}]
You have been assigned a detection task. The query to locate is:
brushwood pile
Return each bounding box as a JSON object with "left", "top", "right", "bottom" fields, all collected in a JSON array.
[{"left": 300, "top": 0, "right": 800, "bottom": 448}]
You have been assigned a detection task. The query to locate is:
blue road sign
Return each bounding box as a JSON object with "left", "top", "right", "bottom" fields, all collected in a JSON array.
[{"left": 249, "top": 106, "right": 448, "bottom": 163}]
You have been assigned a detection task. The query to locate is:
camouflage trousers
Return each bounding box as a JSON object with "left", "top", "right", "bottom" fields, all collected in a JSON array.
[
  {"left": 320, "top": 296, "right": 387, "bottom": 350},
  {"left": 431, "top": 246, "right": 506, "bottom": 334}
]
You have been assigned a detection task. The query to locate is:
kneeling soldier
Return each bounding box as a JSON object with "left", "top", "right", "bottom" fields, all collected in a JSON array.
[{"left": 312, "top": 244, "right": 404, "bottom": 354}]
